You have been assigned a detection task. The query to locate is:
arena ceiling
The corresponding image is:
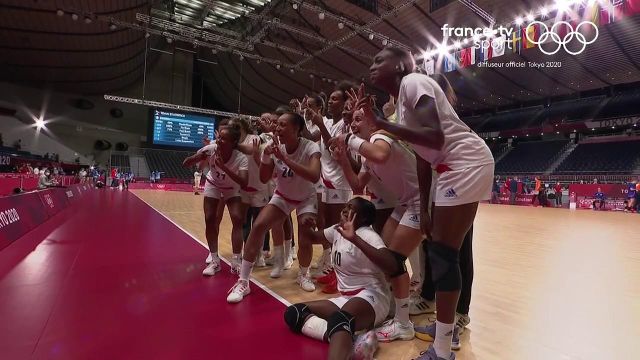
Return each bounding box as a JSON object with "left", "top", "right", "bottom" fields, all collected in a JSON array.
[{"left": 1, "top": 0, "right": 639, "bottom": 117}]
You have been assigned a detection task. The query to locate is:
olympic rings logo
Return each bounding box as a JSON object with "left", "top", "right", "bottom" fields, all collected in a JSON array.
[{"left": 526, "top": 20, "right": 599, "bottom": 55}]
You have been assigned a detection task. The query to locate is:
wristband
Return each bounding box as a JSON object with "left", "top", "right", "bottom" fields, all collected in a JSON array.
[
  {"left": 261, "top": 152, "right": 273, "bottom": 164},
  {"left": 348, "top": 136, "right": 366, "bottom": 153}
]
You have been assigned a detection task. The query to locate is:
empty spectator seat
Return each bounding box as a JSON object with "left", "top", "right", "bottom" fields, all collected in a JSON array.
[
  {"left": 495, "top": 140, "right": 568, "bottom": 174},
  {"left": 555, "top": 139, "right": 640, "bottom": 174}
]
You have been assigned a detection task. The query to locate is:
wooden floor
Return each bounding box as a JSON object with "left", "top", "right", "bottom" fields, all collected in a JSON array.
[{"left": 132, "top": 190, "right": 640, "bottom": 360}]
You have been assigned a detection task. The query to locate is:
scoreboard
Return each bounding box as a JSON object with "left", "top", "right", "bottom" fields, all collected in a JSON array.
[{"left": 151, "top": 109, "right": 215, "bottom": 148}]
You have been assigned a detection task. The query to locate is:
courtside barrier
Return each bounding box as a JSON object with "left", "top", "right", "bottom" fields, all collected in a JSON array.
[
  {"left": 0, "top": 183, "right": 96, "bottom": 251},
  {"left": 127, "top": 182, "right": 193, "bottom": 192}
]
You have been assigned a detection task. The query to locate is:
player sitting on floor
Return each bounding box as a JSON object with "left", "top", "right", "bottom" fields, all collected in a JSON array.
[{"left": 284, "top": 197, "right": 390, "bottom": 360}]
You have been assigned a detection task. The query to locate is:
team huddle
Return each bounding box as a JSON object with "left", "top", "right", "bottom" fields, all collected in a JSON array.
[{"left": 183, "top": 47, "right": 494, "bottom": 360}]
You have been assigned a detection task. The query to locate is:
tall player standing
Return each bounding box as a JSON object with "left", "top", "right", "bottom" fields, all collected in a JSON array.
[
  {"left": 227, "top": 112, "right": 321, "bottom": 303},
  {"left": 356, "top": 47, "right": 494, "bottom": 360},
  {"left": 182, "top": 123, "right": 249, "bottom": 277}
]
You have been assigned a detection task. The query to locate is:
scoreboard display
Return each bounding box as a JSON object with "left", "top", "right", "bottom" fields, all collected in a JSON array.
[{"left": 151, "top": 109, "right": 215, "bottom": 148}]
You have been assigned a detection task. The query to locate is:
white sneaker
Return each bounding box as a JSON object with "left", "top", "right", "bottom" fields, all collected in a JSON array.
[
  {"left": 256, "top": 252, "right": 266, "bottom": 267},
  {"left": 375, "top": 319, "right": 415, "bottom": 342},
  {"left": 455, "top": 313, "right": 471, "bottom": 334},
  {"left": 227, "top": 279, "right": 250, "bottom": 303},
  {"left": 231, "top": 256, "right": 241, "bottom": 275},
  {"left": 202, "top": 262, "right": 220, "bottom": 276},
  {"left": 409, "top": 296, "right": 436, "bottom": 316},
  {"left": 311, "top": 250, "right": 329, "bottom": 269},
  {"left": 270, "top": 256, "right": 284, "bottom": 278},
  {"left": 284, "top": 254, "right": 294, "bottom": 270},
  {"left": 205, "top": 253, "right": 213, "bottom": 264},
  {"left": 296, "top": 273, "right": 316, "bottom": 292}
]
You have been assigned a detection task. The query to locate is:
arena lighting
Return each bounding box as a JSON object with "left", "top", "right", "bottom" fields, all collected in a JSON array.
[
  {"left": 318, "top": 12, "right": 325, "bottom": 20},
  {"left": 56, "top": 9, "right": 64, "bottom": 16},
  {"left": 145, "top": 32, "right": 150, "bottom": 38},
  {"left": 454, "top": 41, "right": 461, "bottom": 48},
  {"left": 84, "top": 16, "right": 92, "bottom": 24},
  {"left": 540, "top": 7, "right": 549, "bottom": 16},
  {"left": 292, "top": 3, "right": 298, "bottom": 9},
  {"left": 526, "top": 13, "right": 534, "bottom": 22},
  {"left": 438, "top": 43, "right": 449, "bottom": 55},
  {"left": 290, "top": 68, "right": 295, "bottom": 74},
  {"left": 35, "top": 119, "right": 45, "bottom": 129},
  {"left": 276, "top": 64, "right": 281, "bottom": 69},
  {"left": 555, "top": 0, "right": 573, "bottom": 14},
  {"left": 109, "top": 23, "right": 117, "bottom": 30},
  {"left": 71, "top": 13, "right": 79, "bottom": 21},
  {"left": 338, "top": 22, "right": 344, "bottom": 29},
  {"left": 368, "top": 33, "right": 374, "bottom": 40},
  {"left": 382, "top": 38, "right": 388, "bottom": 45},
  {"left": 463, "top": 38, "right": 469, "bottom": 45},
  {"left": 515, "top": 17, "right": 523, "bottom": 25},
  {"left": 166, "top": 37, "right": 173, "bottom": 43}
]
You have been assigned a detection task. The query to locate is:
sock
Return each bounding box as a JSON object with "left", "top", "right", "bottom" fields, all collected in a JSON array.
[
  {"left": 239, "top": 260, "right": 254, "bottom": 281},
  {"left": 284, "top": 239, "right": 292, "bottom": 258},
  {"left": 434, "top": 320, "right": 454, "bottom": 358},
  {"left": 299, "top": 266, "right": 309, "bottom": 277},
  {"left": 210, "top": 251, "right": 219, "bottom": 260},
  {"left": 232, "top": 253, "right": 241, "bottom": 263},
  {"left": 274, "top": 245, "right": 284, "bottom": 260},
  {"left": 394, "top": 297, "right": 410, "bottom": 324}
]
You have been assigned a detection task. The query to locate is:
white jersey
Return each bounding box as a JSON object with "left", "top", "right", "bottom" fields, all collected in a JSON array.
[
  {"left": 267, "top": 138, "right": 320, "bottom": 202},
  {"left": 362, "top": 133, "right": 420, "bottom": 205},
  {"left": 323, "top": 225, "right": 388, "bottom": 292},
  {"left": 362, "top": 166, "right": 397, "bottom": 208},
  {"left": 197, "top": 143, "right": 248, "bottom": 191},
  {"left": 241, "top": 134, "right": 267, "bottom": 193},
  {"left": 396, "top": 73, "right": 494, "bottom": 170},
  {"left": 320, "top": 117, "right": 350, "bottom": 190},
  {"left": 305, "top": 118, "right": 320, "bottom": 136}
]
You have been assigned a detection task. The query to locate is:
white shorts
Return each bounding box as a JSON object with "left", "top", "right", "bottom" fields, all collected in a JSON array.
[
  {"left": 390, "top": 196, "right": 421, "bottom": 230},
  {"left": 315, "top": 180, "right": 324, "bottom": 194},
  {"left": 322, "top": 188, "right": 353, "bottom": 205},
  {"left": 241, "top": 189, "right": 270, "bottom": 208},
  {"left": 328, "top": 287, "right": 391, "bottom": 326},
  {"left": 269, "top": 193, "right": 317, "bottom": 216},
  {"left": 434, "top": 164, "right": 494, "bottom": 206},
  {"left": 203, "top": 182, "right": 240, "bottom": 200}
]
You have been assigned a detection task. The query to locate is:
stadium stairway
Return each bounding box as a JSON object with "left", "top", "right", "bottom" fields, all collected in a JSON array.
[{"left": 545, "top": 142, "right": 578, "bottom": 175}]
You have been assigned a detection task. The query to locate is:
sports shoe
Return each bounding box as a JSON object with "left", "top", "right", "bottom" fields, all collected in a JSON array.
[
  {"left": 414, "top": 344, "right": 455, "bottom": 360},
  {"left": 352, "top": 330, "right": 378, "bottom": 360},
  {"left": 202, "top": 261, "right": 220, "bottom": 276},
  {"left": 205, "top": 253, "right": 213, "bottom": 264},
  {"left": 284, "top": 253, "right": 294, "bottom": 270},
  {"left": 296, "top": 273, "right": 316, "bottom": 292},
  {"left": 455, "top": 313, "right": 470, "bottom": 334},
  {"left": 312, "top": 261, "right": 333, "bottom": 279},
  {"left": 321, "top": 277, "right": 338, "bottom": 294},
  {"left": 375, "top": 319, "right": 415, "bottom": 342},
  {"left": 227, "top": 279, "right": 250, "bottom": 303},
  {"left": 409, "top": 296, "right": 436, "bottom": 316},
  {"left": 291, "top": 246, "right": 297, "bottom": 260},
  {"left": 264, "top": 252, "right": 274, "bottom": 266},
  {"left": 270, "top": 255, "right": 284, "bottom": 278},
  {"left": 311, "top": 250, "right": 329, "bottom": 269},
  {"left": 414, "top": 323, "right": 460, "bottom": 350},
  {"left": 231, "top": 255, "right": 241, "bottom": 275},
  {"left": 255, "top": 252, "right": 266, "bottom": 267},
  {"left": 317, "top": 269, "right": 336, "bottom": 284}
]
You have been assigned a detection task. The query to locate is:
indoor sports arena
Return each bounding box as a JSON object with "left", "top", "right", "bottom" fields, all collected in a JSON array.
[{"left": 1, "top": 1, "right": 639, "bottom": 359}]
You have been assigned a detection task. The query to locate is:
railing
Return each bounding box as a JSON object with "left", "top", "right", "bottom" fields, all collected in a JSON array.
[{"left": 496, "top": 173, "right": 638, "bottom": 184}]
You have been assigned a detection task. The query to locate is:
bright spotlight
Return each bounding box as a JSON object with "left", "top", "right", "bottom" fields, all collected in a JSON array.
[
  {"left": 35, "top": 119, "right": 45, "bottom": 129},
  {"left": 555, "top": 0, "right": 572, "bottom": 14},
  {"left": 526, "top": 13, "right": 534, "bottom": 22},
  {"left": 454, "top": 41, "right": 461, "bottom": 48},
  {"left": 438, "top": 43, "right": 449, "bottom": 55},
  {"left": 515, "top": 17, "right": 523, "bottom": 25},
  {"left": 540, "top": 7, "right": 549, "bottom": 16}
]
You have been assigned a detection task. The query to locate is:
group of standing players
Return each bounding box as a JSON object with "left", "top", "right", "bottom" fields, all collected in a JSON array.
[{"left": 183, "top": 47, "right": 495, "bottom": 360}]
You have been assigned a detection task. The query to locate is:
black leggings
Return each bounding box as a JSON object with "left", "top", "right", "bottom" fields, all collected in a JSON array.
[
  {"left": 421, "top": 225, "right": 474, "bottom": 315},
  {"left": 243, "top": 207, "right": 270, "bottom": 251}
]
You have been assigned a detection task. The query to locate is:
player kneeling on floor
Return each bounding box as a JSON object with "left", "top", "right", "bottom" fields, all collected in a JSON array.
[{"left": 284, "top": 198, "right": 390, "bottom": 360}]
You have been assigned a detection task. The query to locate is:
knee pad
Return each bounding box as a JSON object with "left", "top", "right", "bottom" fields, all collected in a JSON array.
[
  {"left": 284, "top": 303, "right": 312, "bottom": 333},
  {"left": 389, "top": 250, "right": 408, "bottom": 278},
  {"left": 326, "top": 310, "right": 356, "bottom": 341},
  {"left": 427, "top": 242, "right": 461, "bottom": 292}
]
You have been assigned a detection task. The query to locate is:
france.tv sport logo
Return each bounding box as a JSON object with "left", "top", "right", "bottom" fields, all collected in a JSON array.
[{"left": 526, "top": 20, "right": 599, "bottom": 56}]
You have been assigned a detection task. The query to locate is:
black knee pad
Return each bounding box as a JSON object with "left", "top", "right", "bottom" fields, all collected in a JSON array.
[
  {"left": 428, "top": 242, "right": 461, "bottom": 292},
  {"left": 389, "top": 250, "right": 408, "bottom": 278},
  {"left": 326, "top": 310, "right": 356, "bottom": 340},
  {"left": 284, "top": 303, "right": 311, "bottom": 333}
]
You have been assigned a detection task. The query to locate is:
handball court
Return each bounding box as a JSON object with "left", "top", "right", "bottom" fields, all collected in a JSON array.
[{"left": 1, "top": 189, "right": 638, "bottom": 360}]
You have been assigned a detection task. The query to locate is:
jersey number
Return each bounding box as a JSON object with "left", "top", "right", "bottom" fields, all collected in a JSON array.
[
  {"left": 215, "top": 171, "right": 226, "bottom": 180},
  {"left": 281, "top": 167, "right": 294, "bottom": 178},
  {"left": 333, "top": 251, "right": 341, "bottom": 267}
]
